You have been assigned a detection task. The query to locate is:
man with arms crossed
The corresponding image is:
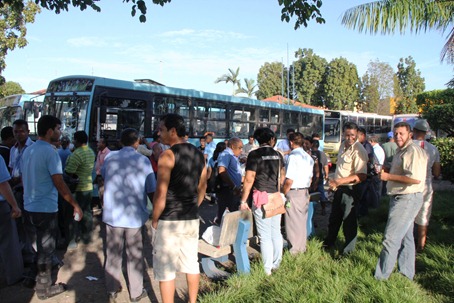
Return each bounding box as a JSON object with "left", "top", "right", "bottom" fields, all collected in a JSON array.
[
  {"left": 375, "top": 122, "right": 427, "bottom": 280},
  {"left": 323, "top": 122, "right": 368, "bottom": 254},
  {"left": 282, "top": 132, "right": 314, "bottom": 254},
  {"left": 21, "top": 115, "right": 83, "bottom": 299},
  {"left": 152, "top": 114, "right": 207, "bottom": 303}
]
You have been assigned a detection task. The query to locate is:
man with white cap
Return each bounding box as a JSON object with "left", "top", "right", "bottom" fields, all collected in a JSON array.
[{"left": 412, "top": 119, "right": 440, "bottom": 252}]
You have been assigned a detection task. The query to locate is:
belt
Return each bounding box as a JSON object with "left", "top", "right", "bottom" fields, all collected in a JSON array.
[{"left": 289, "top": 187, "right": 308, "bottom": 191}]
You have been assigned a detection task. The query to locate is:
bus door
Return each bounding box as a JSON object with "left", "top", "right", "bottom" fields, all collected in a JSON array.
[{"left": 94, "top": 87, "right": 152, "bottom": 149}]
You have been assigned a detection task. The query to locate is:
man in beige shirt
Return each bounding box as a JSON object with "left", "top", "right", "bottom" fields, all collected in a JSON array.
[
  {"left": 412, "top": 119, "right": 440, "bottom": 252},
  {"left": 375, "top": 122, "right": 428, "bottom": 281},
  {"left": 323, "top": 122, "right": 368, "bottom": 254}
]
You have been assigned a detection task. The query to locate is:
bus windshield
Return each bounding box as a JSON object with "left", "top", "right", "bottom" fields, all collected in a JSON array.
[
  {"left": 324, "top": 118, "right": 340, "bottom": 143},
  {"left": 43, "top": 95, "right": 90, "bottom": 138}
]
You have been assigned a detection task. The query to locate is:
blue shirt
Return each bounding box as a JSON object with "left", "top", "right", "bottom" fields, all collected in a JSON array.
[
  {"left": 58, "top": 147, "right": 72, "bottom": 171},
  {"left": 204, "top": 141, "right": 216, "bottom": 162},
  {"left": 0, "top": 157, "right": 11, "bottom": 202},
  {"left": 101, "top": 147, "right": 156, "bottom": 228},
  {"left": 217, "top": 147, "right": 242, "bottom": 187},
  {"left": 9, "top": 137, "right": 34, "bottom": 177},
  {"left": 21, "top": 140, "right": 62, "bottom": 213}
]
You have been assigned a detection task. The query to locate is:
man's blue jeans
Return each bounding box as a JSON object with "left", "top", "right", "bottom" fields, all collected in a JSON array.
[
  {"left": 253, "top": 206, "right": 283, "bottom": 275},
  {"left": 375, "top": 192, "right": 423, "bottom": 280}
]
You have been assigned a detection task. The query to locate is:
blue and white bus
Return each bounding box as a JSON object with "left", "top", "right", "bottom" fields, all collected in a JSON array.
[
  {"left": 42, "top": 75, "right": 325, "bottom": 149},
  {"left": 0, "top": 93, "right": 44, "bottom": 138}
]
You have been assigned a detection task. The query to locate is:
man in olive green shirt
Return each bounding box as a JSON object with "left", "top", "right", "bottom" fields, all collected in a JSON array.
[{"left": 65, "top": 131, "right": 95, "bottom": 249}]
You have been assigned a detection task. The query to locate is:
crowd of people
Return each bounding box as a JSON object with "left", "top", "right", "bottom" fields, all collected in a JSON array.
[{"left": 0, "top": 113, "right": 440, "bottom": 302}]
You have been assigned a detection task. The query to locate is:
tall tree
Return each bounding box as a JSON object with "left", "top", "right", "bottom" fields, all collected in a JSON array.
[
  {"left": 0, "top": 81, "right": 25, "bottom": 97},
  {"left": 0, "top": 2, "right": 40, "bottom": 85},
  {"left": 235, "top": 78, "right": 258, "bottom": 98},
  {"left": 293, "top": 48, "right": 327, "bottom": 106},
  {"left": 417, "top": 88, "right": 454, "bottom": 136},
  {"left": 360, "top": 59, "right": 394, "bottom": 114},
  {"left": 394, "top": 56, "right": 425, "bottom": 113},
  {"left": 214, "top": 67, "right": 240, "bottom": 96},
  {"left": 321, "top": 57, "right": 360, "bottom": 110},
  {"left": 1, "top": 1, "right": 325, "bottom": 27},
  {"left": 256, "top": 62, "right": 287, "bottom": 100},
  {"left": 341, "top": 0, "right": 454, "bottom": 83}
]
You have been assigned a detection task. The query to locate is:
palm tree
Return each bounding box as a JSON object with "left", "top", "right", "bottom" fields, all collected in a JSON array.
[
  {"left": 341, "top": 0, "right": 454, "bottom": 65},
  {"left": 235, "top": 78, "right": 258, "bottom": 98},
  {"left": 215, "top": 67, "right": 240, "bottom": 95}
]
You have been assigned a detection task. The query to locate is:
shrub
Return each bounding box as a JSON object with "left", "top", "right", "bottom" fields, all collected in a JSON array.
[{"left": 432, "top": 137, "right": 454, "bottom": 183}]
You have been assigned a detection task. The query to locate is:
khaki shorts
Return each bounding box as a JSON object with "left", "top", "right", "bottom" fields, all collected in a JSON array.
[
  {"left": 152, "top": 219, "right": 199, "bottom": 281},
  {"left": 415, "top": 181, "right": 434, "bottom": 226}
]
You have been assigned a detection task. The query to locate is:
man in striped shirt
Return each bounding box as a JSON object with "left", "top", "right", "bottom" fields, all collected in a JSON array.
[{"left": 64, "top": 131, "right": 95, "bottom": 249}]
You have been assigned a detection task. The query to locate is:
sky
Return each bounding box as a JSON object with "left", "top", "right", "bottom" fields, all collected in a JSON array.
[{"left": 3, "top": 0, "right": 453, "bottom": 98}]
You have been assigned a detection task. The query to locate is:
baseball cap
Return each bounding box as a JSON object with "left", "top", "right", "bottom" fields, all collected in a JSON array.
[
  {"left": 387, "top": 131, "right": 393, "bottom": 138},
  {"left": 413, "top": 119, "right": 430, "bottom": 132}
]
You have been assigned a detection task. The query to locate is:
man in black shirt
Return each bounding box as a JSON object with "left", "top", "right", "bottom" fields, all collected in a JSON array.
[
  {"left": 0, "top": 126, "right": 15, "bottom": 166},
  {"left": 198, "top": 136, "right": 206, "bottom": 152},
  {"left": 152, "top": 114, "right": 207, "bottom": 303},
  {"left": 357, "top": 127, "right": 375, "bottom": 217}
]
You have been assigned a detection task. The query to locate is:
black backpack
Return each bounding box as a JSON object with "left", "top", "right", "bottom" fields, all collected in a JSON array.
[{"left": 207, "top": 161, "right": 222, "bottom": 193}]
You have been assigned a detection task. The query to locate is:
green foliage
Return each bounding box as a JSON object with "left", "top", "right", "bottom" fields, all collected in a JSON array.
[
  {"left": 418, "top": 89, "right": 454, "bottom": 136},
  {"left": 0, "top": 2, "right": 40, "bottom": 84},
  {"left": 278, "top": 0, "right": 325, "bottom": 29},
  {"left": 235, "top": 78, "right": 257, "bottom": 98},
  {"left": 214, "top": 67, "right": 240, "bottom": 96},
  {"left": 0, "top": 81, "right": 25, "bottom": 98},
  {"left": 2, "top": 0, "right": 326, "bottom": 28},
  {"left": 341, "top": 0, "right": 454, "bottom": 64},
  {"left": 432, "top": 138, "right": 454, "bottom": 183},
  {"left": 417, "top": 88, "right": 454, "bottom": 108},
  {"left": 199, "top": 191, "right": 454, "bottom": 302},
  {"left": 361, "top": 59, "right": 394, "bottom": 114},
  {"left": 256, "top": 62, "right": 287, "bottom": 100},
  {"left": 322, "top": 57, "right": 360, "bottom": 110},
  {"left": 293, "top": 48, "right": 327, "bottom": 106},
  {"left": 394, "top": 56, "right": 425, "bottom": 114}
]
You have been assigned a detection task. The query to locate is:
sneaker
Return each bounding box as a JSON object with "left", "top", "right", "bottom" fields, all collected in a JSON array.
[
  {"left": 209, "top": 217, "right": 220, "bottom": 226},
  {"left": 130, "top": 289, "right": 147, "bottom": 302},
  {"left": 67, "top": 240, "right": 78, "bottom": 251},
  {"left": 107, "top": 287, "right": 122, "bottom": 303},
  {"left": 108, "top": 292, "right": 118, "bottom": 303}
]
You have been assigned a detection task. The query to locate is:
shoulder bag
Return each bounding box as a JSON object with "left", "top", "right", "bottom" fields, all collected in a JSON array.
[{"left": 262, "top": 152, "right": 286, "bottom": 218}]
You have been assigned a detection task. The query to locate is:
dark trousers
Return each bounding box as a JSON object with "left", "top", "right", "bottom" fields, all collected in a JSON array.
[
  {"left": 216, "top": 186, "right": 240, "bottom": 222},
  {"left": 324, "top": 185, "right": 360, "bottom": 254},
  {"left": 0, "top": 201, "right": 24, "bottom": 285},
  {"left": 14, "top": 188, "right": 37, "bottom": 264},
  {"left": 64, "top": 190, "right": 93, "bottom": 245},
  {"left": 25, "top": 211, "right": 58, "bottom": 265}
]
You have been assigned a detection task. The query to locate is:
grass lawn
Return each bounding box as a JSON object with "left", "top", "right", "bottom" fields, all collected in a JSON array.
[{"left": 199, "top": 191, "right": 454, "bottom": 303}]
